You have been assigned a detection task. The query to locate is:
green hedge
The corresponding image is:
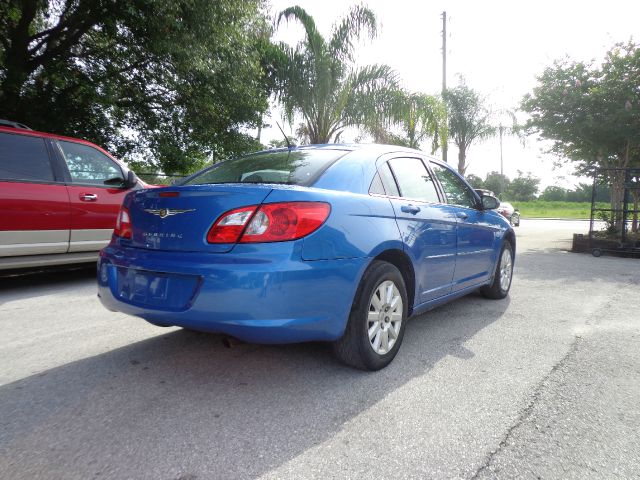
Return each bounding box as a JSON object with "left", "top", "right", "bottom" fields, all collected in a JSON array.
[{"left": 509, "top": 201, "right": 609, "bottom": 219}]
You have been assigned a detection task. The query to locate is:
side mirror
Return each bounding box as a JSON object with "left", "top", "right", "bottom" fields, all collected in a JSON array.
[
  {"left": 125, "top": 170, "right": 138, "bottom": 189},
  {"left": 481, "top": 195, "right": 500, "bottom": 210}
]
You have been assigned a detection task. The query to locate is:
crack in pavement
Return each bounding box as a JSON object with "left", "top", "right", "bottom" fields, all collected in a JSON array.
[
  {"left": 469, "top": 275, "right": 640, "bottom": 480},
  {"left": 469, "top": 336, "right": 583, "bottom": 480}
]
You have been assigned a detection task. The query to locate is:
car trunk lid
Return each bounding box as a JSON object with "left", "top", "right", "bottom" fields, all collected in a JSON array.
[{"left": 127, "top": 184, "right": 272, "bottom": 253}]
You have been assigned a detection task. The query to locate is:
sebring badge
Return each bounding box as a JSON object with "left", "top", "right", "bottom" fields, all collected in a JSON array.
[{"left": 144, "top": 208, "right": 195, "bottom": 219}]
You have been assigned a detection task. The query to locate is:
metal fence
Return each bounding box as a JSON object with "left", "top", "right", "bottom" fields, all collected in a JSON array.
[
  {"left": 589, "top": 167, "right": 640, "bottom": 256},
  {"left": 137, "top": 172, "right": 187, "bottom": 186}
]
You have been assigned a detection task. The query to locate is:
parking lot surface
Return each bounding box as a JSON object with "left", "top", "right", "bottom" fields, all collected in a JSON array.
[{"left": 1, "top": 220, "right": 639, "bottom": 479}]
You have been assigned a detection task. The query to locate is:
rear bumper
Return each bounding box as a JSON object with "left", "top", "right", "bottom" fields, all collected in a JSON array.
[{"left": 97, "top": 244, "right": 368, "bottom": 343}]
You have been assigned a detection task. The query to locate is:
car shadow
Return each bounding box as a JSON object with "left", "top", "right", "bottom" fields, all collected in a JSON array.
[
  {"left": 0, "top": 265, "right": 96, "bottom": 305},
  {"left": 0, "top": 291, "right": 509, "bottom": 480}
]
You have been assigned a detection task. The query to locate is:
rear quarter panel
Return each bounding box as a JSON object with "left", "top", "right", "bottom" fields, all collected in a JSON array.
[{"left": 262, "top": 187, "right": 402, "bottom": 261}]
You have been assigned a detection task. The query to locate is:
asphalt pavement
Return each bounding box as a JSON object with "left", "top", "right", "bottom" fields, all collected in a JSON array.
[{"left": 1, "top": 220, "right": 638, "bottom": 480}]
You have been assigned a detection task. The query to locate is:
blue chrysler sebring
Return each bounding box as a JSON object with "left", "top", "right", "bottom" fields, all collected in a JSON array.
[{"left": 98, "top": 144, "right": 515, "bottom": 370}]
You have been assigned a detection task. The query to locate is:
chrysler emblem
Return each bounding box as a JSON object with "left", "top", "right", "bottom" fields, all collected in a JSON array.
[{"left": 144, "top": 208, "right": 195, "bottom": 218}]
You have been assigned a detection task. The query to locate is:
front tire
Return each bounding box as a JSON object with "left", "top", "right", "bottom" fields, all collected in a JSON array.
[
  {"left": 333, "top": 261, "right": 408, "bottom": 371},
  {"left": 511, "top": 212, "right": 520, "bottom": 227},
  {"left": 481, "top": 241, "right": 514, "bottom": 299}
]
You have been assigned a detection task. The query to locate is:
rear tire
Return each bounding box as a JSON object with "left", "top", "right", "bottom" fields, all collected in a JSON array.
[
  {"left": 481, "top": 241, "right": 514, "bottom": 299},
  {"left": 333, "top": 261, "right": 408, "bottom": 371}
]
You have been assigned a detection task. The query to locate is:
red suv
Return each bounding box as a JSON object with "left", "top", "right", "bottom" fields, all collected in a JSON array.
[{"left": 0, "top": 120, "right": 147, "bottom": 270}]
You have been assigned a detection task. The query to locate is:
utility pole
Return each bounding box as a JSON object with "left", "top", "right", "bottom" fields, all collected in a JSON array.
[
  {"left": 499, "top": 124, "right": 504, "bottom": 197},
  {"left": 441, "top": 11, "right": 448, "bottom": 164}
]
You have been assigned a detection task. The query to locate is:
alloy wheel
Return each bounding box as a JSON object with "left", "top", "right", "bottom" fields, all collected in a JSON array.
[
  {"left": 367, "top": 280, "right": 403, "bottom": 355},
  {"left": 499, "top": 249, "right": 513, "bottom": 291}
]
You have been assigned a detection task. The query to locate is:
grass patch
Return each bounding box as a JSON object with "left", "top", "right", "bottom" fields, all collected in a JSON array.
[{"left": 508, "top": 201, "right": 609, "bottom": 219}]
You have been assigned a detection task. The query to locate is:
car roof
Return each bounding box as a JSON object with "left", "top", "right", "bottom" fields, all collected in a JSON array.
[
  {"left": 0, "top": 125, "right": 109, "bottom": 150},
  {"left": 253, "top": 143, "right": 429, "bottom": 157},
  {"left": 254, "top": 143, "right": 445, "bottom": 194},
  {"left": 0, "top": 125, "right": 125, "bottom": 166}
]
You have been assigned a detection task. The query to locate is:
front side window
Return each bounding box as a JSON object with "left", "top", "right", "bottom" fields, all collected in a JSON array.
[
  {"left": 388, "top": 158, "right": 440, "bottom": 203},
  {"left": 0, "top": 132, "right": 54, "bottom": 182},
  {"left": 183, "top": 149, "right": 348, "bottom": 186},
  {"left": 58, "top": 141, "right": 124, "bottom": 185},
  {"left": 430, "top": 162, "right": 478, "bottom": 209}
]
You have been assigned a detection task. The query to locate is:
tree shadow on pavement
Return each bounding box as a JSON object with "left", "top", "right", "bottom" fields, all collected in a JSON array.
[{"left": 0, "top": 293, "right": 510, "bottom": 480}]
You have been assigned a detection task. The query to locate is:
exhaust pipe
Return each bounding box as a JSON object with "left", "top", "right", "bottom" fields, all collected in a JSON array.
[{"left": 222, "top": 336, "right": 243, "bottom": 348}]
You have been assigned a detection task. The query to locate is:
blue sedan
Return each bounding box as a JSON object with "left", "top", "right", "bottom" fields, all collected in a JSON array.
[{"left": 98, "top": 144, "right": 515, "bottom": 370}]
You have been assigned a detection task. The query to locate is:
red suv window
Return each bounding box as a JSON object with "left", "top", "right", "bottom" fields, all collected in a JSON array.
[
  {"left": 58, "top": 140, "right": 125, "bottom": 185},
  {"left": 0, "top": 132, "right": 54, "bottom": 182}
]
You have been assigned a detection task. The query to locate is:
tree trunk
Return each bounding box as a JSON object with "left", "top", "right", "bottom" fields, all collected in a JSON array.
[
  {"left": 457, "top": 146, "right": 466, "bottom": 175},
  {"left": 0, "top": 43, "right": 32, "bottom": 120},
  {"left": 609, "top": 141, "right": 631, "bottom": 232},
  {"left": 0, "top": 0, "right": 39, "bottom": 119},
  {"left": 610, "top": 171, "right": 625, "bottom": 233}
]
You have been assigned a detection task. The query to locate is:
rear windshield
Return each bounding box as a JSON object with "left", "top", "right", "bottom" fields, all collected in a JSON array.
[{"left": 182, "top": 149, "right": 348, "bottom": 186}]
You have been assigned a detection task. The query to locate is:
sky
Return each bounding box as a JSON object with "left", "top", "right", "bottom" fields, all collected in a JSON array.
[{"left": 263, "top": 0, "right": 640, "bottom": 189}]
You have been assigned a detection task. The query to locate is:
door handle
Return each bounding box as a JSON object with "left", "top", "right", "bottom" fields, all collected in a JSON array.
[
  {"left": 80, "top": 193, "right": 98, "bottom": 202},
  {"left": 400, "top": 205, "right": 421, "bottom": 214},
  {"left": 456, "top": 212, "right": 469, "bottom": 220}
]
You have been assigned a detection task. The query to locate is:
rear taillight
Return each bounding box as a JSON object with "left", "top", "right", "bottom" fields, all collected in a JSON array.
[
  {"left": 241, "top": 202, "right": 330, "bottom": 243},
  {"left": 207, "top": 202, "right": 330, "bottom": 244},
  {"left": 206, "top": 206, "right": 257, "bottom": 243},
  {"left": 114, "top": 206, "right": 132, "bottom": 239}
]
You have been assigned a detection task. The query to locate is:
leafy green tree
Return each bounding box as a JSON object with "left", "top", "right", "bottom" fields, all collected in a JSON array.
[
  {"left": 444, "top": 84, "right": 495, "bottom": 175},
  {"left": 540, "top": 186, "right": 568, "bottom": 201},
  {"left": 505, "top": 171, "right": 540, "bottom": 201},
  {"left": 561, "top": 182, "right": 611, "bottom": 203},
  {"left": 274, "top": 5, "right": 397, "bottom": 144},
  {"left": 0, "top": 0, "right": 274, "bottom": 173},
  {"left": 483, "top": 171, "right": 510, "bottom": 198},
  {"left": 522, "top": 41, "right": 640, "bottom": 225},
  {"left": 565, "top": 183, "right": 590, "bottom": 203},
  {"left": 267, "top": 137, "right": 296, "bottom": 149},
  {"left": 464, "top": 173, "right": 484, "bottom": 189}
]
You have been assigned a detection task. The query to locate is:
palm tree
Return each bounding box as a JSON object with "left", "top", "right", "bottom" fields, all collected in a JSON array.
[
  {"left": 444, "top": 84, "right": 495, "bottom": 175},
  {"left": 370, "top": 90, "right": 447, "bottom": 153},
  {"left": 275, "top": 5, "right": 397, "bottom": 144},
  {"left": 494, "top": 107, "right": 522, "bottom": 195}
]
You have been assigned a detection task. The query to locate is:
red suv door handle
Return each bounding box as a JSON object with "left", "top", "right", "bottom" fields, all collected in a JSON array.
[{"left": 80, "top": 193, "right": 98, "bottom": 202}]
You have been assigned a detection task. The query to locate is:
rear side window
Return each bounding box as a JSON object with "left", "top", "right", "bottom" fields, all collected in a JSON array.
[
  {"left": 0, "top": 132, "right": 54, "bottom": 182},
  {"left": 388, "top": 158, "right": 440, "bottom": 203},
  {"left": 378, "top": 163, "right": 400, "bottom": 197},
  {"left": 183, "top": 149, "right": 348, "bottom": 186},
  {"left": 369, "top": 173, "right": 385, "bottom": 195}
]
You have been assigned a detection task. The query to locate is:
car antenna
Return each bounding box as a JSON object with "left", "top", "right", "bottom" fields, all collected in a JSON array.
[{"left": 276, "top": 121, "right": 295, "bottom": 150}]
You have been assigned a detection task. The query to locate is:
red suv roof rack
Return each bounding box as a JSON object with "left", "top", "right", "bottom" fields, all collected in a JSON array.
[{"left": 0, "top": 119, "right": 32, "bottom": 130}]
